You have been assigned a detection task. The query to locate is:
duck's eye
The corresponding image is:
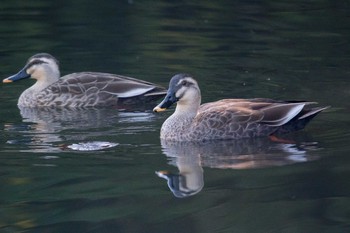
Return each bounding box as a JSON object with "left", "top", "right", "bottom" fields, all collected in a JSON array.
[{"left": 182, "top": 80, "right": 189, "bottom": 86}]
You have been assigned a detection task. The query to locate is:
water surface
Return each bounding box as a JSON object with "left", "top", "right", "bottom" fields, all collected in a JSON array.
[{"left": 0, "top": 1, "right": 349, "bottom": 232}]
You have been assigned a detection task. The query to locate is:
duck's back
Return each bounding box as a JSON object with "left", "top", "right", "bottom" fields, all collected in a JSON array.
[
  {"left": 187, "top": 99, "right": 272, "bottom": 140},
  {"left": 175, "top": 99, "right": 326, "bottom": 141},
  {"left": 35, "top": 72, "right": 166, "bottom": 108}
]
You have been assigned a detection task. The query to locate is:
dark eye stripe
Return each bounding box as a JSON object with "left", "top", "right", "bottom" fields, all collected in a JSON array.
[
  {"left": 28, "top": 53, "right": 60, "bottom": 66},
  {"left": 181, "top": 79, "right": 194, "bottom": 87},
  {"left": 25, "top": 59, "right": 48, "bottom": 69}
]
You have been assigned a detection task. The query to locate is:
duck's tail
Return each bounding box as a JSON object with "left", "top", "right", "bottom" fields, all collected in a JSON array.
[{"left": 273, "top": 105, "right": 330, "bottom": 135}]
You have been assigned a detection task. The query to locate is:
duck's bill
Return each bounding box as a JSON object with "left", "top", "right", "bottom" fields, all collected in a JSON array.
[
  {"left": 153, "top": 98, "right": 174, "bottom": 112},
  {"left": 3, "top": 68, "right": 30, "bottom": 83},
  {"left": 3, "top": 78, "right": 13, "bottom": 83},
  {"left": 153, "top": 106, "right": 167, "bottom": 112},
  {"left": 155, "top": 170, "right": 170, "bottom": 177},
  {"left": 153, "top": 92, "right": 178, "bottom": 112}
]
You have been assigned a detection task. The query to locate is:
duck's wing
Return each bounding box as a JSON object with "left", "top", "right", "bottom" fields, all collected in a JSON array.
[
  {"left": 60, "top": 72, "right": 167, "bottom": 98},
  {"left": 193, "top": 99, "right": 310, "bottom": 139},
  {"left": 197, "top": 100, "right": 265, "bottom": 126},
  {"left": 38, "top": 72, "right": 167, "bottom": 107}
]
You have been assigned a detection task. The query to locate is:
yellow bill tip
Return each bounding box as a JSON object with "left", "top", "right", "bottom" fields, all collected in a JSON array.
[
  {"left": 155, "top": 170, "right": 170, "bottom": 175},
  {"left": 3, "top": 78, "right": 13, "bottom": 83},
  {"left": 153, "top": 106, "right": 167, "bottom": 112}
]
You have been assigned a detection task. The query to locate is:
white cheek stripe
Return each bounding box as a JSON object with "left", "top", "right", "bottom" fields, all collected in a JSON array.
[
  {"left": 29, "top": 57, "right": 51, "bottom": 64},
  {"left": 176, "top": 77, "right": 193, "bottom": 86},
  {"left": 176, "top": 86, "right": 186, "bottom": 98}
]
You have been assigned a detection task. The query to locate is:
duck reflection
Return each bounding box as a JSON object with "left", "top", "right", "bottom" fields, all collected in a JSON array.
[
  {"left": 156, "top": 150, "right": 204, "bottom": 198},
  {"left": 4, "top": 106, "right": 155, "bottom": 153},
  {"left": 156, "top": 137, "right": 319, "bottom": 198}
]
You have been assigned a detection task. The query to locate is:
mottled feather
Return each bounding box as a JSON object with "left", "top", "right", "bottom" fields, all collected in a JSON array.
[
  {"left": 3, "top": 54, "right": 167, "bottom": 108},
  {"left": 154, "top": 74, "right": 328, "bottom": 141}
]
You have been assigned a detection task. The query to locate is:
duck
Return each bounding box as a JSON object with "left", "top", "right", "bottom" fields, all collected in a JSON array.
[
  {"left": 3, "top": 53, "right": 167, "bottom": 108},
  {"left": 153, "top": 73, "right": 329, "bottom": 141}
]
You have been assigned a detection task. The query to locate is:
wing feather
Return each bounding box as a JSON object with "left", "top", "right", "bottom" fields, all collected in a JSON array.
[{"left": 37, "top": 72, "right": 166, "bottom": 107}]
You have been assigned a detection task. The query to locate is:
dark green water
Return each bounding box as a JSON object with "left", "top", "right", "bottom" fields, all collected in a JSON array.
[{"left": 0, "top": 1, "right": 349, "bottom": 232}]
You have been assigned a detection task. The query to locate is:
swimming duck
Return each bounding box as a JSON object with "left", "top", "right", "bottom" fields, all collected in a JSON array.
[
  {"left": 153, "top": 73, "right": 328, "bottom": 141},
  {"left": 3, "top": 53, "right": 167, "bottom": 108}
]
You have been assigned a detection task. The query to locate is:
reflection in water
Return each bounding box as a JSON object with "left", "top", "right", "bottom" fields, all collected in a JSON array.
[
  {"left": 157, "top": 138, "right": 320, "bottom": 198},
  {"left": 0, "top": 0, "right": 348, "bottom": 231},
  {"left": 156, "top": 152, "right": 204, "bottom": 198},
  {"left": 3, "top": 106, "right": 155, "bottom": 153}
]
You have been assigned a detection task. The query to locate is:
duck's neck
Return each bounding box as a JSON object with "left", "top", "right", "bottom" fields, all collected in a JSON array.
[
  {"left": 29, "top": 81, "right": 49, "bottom": 93},
  {"left": 174, "top": 104, "right": 197, "bottom": 118},
  {"left": 28, "top": 66, "right": 60, "bottom": 92},
  {"left": 18, "top": 70, "right": 60, "bottom": 107},
  {"left": 160, "top": 97, "right": 201, "bottom": 140}
]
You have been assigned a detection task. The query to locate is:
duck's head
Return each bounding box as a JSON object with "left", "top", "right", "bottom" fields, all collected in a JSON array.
[
  {"left": 153, "top": 73, "right": 201, "bottom": 112},
  {"left": 3, "top": 53, "right": 60, "bottom": 84}
]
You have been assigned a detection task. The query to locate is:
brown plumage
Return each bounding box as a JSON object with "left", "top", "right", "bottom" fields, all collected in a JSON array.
[{"left": 153, "top": 74, "right": 328, "bottom": 141}]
